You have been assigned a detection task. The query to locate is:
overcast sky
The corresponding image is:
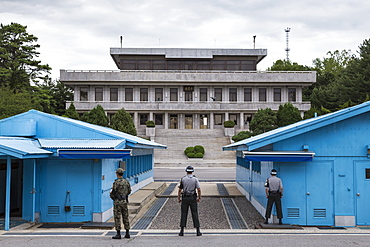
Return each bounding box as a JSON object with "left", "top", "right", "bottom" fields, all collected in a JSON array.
[{"left": 1, "top": 0, "right": 369, "bottom": 79}]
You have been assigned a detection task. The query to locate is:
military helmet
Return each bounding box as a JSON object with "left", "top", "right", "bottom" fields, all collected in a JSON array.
[
  {"left": 185, "top": 165, "right": 194, "bottom": 172},
  {"left": 116, "top": 168, "right": 124, "bottom": 174},
  {"left": 270, "top": 169, "right": 277, "bottom": 175}
]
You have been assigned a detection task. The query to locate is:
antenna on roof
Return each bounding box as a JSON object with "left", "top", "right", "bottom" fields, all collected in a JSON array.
[
  {"left": 284, "top": 27, "right": 291, "bottom": 61},
  {"left": 120, "top": 36, "right": 123, "bottom": 48},
  {"left": 253, "top": 35, "right": 256, "bottom": 49}
]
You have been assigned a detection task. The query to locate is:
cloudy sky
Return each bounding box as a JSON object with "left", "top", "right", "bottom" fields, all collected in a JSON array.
[{"left": 1, "top": 0, "right": 369, "bottom": 79}]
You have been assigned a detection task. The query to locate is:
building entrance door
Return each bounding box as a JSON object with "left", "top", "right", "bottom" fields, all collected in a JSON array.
[
  {"left": 40, "top": 160, "right": 93, "bottom": 222},
  {"left": 200, "top": 114, "right": 208, "bottom": 129},
  {"left": 355, "top": 161, "right": 370, "bottom": 225},
  {"left": 280, "top": 161, "right": 334, "bottom": 226},
  {"left": 185, "top": 114, "right": 193, "bottom": 129},
  {"left": 170, "top": 115, "right": 178, "bottom": 129}
]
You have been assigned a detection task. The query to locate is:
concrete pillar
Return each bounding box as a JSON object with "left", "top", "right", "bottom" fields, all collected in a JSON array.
[
  {"left": 164, "top": 112, "right": 169, "bottom": 129},
  {"left": 149, "top": 112, "right": 154, "bottom": 121},
  {"left": 210, "top": 112, "right": 214, "bottom": 129},
  {"left": 239, "top": 112, "right": 244, "bottom": 129},
  {"left": 133, "top": 112, "right": 139, "bottom": 130}
]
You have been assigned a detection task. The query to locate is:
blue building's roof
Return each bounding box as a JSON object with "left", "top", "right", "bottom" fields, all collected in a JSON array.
[
  {"left": 0, "top": 110, "right": 166, "bottom": 150},
  {"left": 223, "top": 101, "right": 370, "bottom": 151},
  {"left": 0, "top": 137, "right": 52, "bottom": 159}
]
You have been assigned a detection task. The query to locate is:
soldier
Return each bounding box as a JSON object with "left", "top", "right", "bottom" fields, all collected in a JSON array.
[
  {"left": 178, "top": 165, "right": 202, "bottom": 236},
  {"left": 110, "top": 168, "right": 131, "bottom": 239},
  {"left": 264, "top": 168, "right": 283, "bottom": 225}
]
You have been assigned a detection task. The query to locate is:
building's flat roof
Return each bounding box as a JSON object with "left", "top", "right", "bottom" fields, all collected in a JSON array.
[{"left": 110, "top": 47, "right": 267, "bottom": 64}]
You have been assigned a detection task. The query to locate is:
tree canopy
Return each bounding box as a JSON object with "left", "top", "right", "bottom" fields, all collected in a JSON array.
[
  {"left": 0, "top": 23, "right": 51, "bottom": 90},
  {"left": 249, "top": 108, "right": 277, "bottom": 135},
  {"left": 110, "top": 108, "right": 137, "bottom": 136},
  {"left": 276, "top": 102, "right": 302, "bottom": 127}
]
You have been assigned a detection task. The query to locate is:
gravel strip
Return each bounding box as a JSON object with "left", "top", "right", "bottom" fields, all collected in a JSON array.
[
  {"left": 233, "top": 197, "right": 265, "bottom": 229},
  {"left": 149, "top": 197, "right": 229, "bottom": 229}
]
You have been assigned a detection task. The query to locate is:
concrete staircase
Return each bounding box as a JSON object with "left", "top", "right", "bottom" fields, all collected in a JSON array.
[{"left": 153, "top": 129, "right": 236, "bottom": 167}]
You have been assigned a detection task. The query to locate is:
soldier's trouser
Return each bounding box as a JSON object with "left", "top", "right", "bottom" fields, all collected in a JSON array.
[
  {"left": 113, "top": 200, "right": 130, "bottom": 231},
  {"left": 180, "top": 195, "right": 200, "bottom": 228},
  {"left": 265, "top": 192, "right": 283, "bottom": 219}
]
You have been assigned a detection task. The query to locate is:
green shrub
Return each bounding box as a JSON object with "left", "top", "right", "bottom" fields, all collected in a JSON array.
[
  {"left": 145, "top": 120, "right": 155, "bottom": 127},
  {"left": 224, "top": 120, "right": 235, "bottom": 128},
  {"left": 194, "top": 153, "right": 204, "bottom": 158},
  {"left": 232, "top": 131, "right": 254, "bottom": 142},
  {"left": 184, "top": 147, "right": 194, "bottom": 155},
  {"left": 194, "top": 145, "right": 205, "bottom": 154},
  {"left": 187, "top": 152, "right": 196, "bottom": 158}
]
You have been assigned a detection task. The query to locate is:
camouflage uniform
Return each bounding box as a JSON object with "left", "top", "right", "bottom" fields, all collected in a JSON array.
[{"left": 111, "top": 177, "right": 131, "bottom": 231}]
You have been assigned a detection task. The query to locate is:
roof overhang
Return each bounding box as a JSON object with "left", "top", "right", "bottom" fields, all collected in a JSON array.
[
  {"left": 243, "top": 151, "right": 315, "bottom": 162},
  {"left": 57, "top": 149, "right": 132, "bottom": 159}
]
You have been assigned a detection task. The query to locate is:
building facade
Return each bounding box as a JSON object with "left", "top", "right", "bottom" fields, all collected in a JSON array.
[{"left": 61, "top": 48, "right": 315, "bottom": 132}]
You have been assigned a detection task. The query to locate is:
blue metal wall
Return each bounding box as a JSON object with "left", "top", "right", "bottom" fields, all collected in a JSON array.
[{"left": 236, "top": 112, "right": 370, "bottom": 226}]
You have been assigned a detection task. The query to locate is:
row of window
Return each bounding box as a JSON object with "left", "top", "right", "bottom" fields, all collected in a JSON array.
[
  {"left": 120, "top": 113, "right": 251, "bottom": 126},
  {"left": 80, "top": 87, "right": 297, "bottom": 102},
  {"left": 119, "top": 59, "right": 256, "bottom": 71}
]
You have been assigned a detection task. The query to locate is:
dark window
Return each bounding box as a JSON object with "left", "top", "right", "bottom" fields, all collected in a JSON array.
[
  {"left": 241, "top": 60, "right": 255, "bottom": 71},
  {"left": 139, "top": 113, "right": 148, "bottom": 125},
  {"left": 155, "top": 88, "right": 163, "bottom": 101},
  {"left": 125, "top": 88, "right": 133, "bottom": 101},
  {"left": 366, "top": 169, "right": 370, "bottom": 179},
  {"left": 80, "top": 87, "right": 88, "bottom": 101},
  {"left": 110, "top": 88, "right": 118, "bottom": 101},
  {"left": 214, "top": 114, "right": 222, "bottom": 125},
  {"left": 229, "top": 88, "right": 237, "bottom": 102},
  {"left": 167, "top": 61, "right": 181, "bottom": 70},
  {"left": 170, "top": 88, "right": 178, "bottom": 101},
  {"left": 95, "top": 87, "right": 103, "bottom": 101},
  {"left": 200, "top": 88, "right": 207, "bottom": 102},
  {"left": 184, "top": 61, "right": 193, "bottom": 70},
  {"left": 212, "top": 61, "right": 225, "bottom": 70},
  {"left": 153, "top": 60, "right": 166, "bottom": 70},
  {"left": 274, "top": 88, "right": 281, "bottom": 102},
  {"left": 288, "top": 88, "right": 296, "bottom": 102},
  {"left": 226, "top": 60, "right": 240, "bottom": 70},
  {"left": 230, "top": 114, "right": 237, "bottom": 125},
  {"left": 154, "top": 114, "right": 163, "bottom": 125},
  {"left": 196, "top": 61, "right": 211, "bottom": 70},
  {"left": 259, "top": 88, "right": 266, "bottom": 102},
  {"left": 185, "top": 91, "right": 192, "bottom": 101},
  {"left": 137, "top": 60, "right": 151, "bottom": 70},
  {"left": 215, "top": 88, "right": 222, "bottom": 101},
  {"left": 244, "top": 88, "right": 252, "bottom": 102},
  {"left": 121, "top": 59, "right": 136, "bottom": 70},
  {"left": 140, "top": 88, "right": 148, "bottom": 101}
]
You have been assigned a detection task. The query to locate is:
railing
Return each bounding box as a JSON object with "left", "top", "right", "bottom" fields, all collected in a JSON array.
[{"left": 62, "top": 69, "right": 314, "bottom": 74}]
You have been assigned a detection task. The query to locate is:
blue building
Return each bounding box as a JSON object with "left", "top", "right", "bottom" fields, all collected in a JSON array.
[
  {"left": 0, "top": 110, "right": 166, "bottom": 230},
  {"left": 223, "top": 101, "right": 370, "bottom": 227}
]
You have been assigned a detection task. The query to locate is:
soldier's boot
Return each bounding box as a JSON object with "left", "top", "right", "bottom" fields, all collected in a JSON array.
[
  {"left": 264, "top": 218, "right": 268, "bottom": 224},
  {"left": 124, "top": 229, "right": 130, "bottom": 239},
  {"left": 179, "top": 227, "right": 184, "bottom": 236},
  {"left": 112, "top": 230, "right": 121, "bottom": 239},
  {"left": 196, "top": 227, "right": 202, "bottom": 236}
]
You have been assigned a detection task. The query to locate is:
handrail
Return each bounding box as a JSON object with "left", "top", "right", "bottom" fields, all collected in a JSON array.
[{"left": 62, "top": 69, "right": 314, "bottom": 74}]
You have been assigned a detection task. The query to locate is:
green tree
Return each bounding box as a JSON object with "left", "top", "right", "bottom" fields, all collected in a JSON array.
[
  {"left": 276, "top": 102, "right": 302, "bottom": 127},
  {"left": 336, "top": 38, "right": 370, "bottom": 105},
  {"left": 0, "top": 86, "right": 40, "bottom": 119},
  {"left": 0, "top": 23, "right": 51, "bottom": 90},
  {"left": 81, "top": 105, "right": 109, "bottom": 127},
  {"left": 249, "top": 108, "right": 277, "bottom": 135},
  {"left": 267, "top": 59, "right": 312, "bottom": 71},
  {"left": 110, "top": 108, "right": 137, "bottom": 136},
  {"left": 35, "top": 79, "right": 73, "bottom": 115},
  {"left": 64, "top": 102, "right": 80, "bottom": 120}
]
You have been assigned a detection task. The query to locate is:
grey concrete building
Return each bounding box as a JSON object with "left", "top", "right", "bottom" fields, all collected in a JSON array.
[{"left": 60, "top": 48, "right": 315, "bottom": 133}]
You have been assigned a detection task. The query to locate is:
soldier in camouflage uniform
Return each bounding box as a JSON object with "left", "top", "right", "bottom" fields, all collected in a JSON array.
[{"left": 110, "top": 168, "right": 131, "bottom": 239}]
